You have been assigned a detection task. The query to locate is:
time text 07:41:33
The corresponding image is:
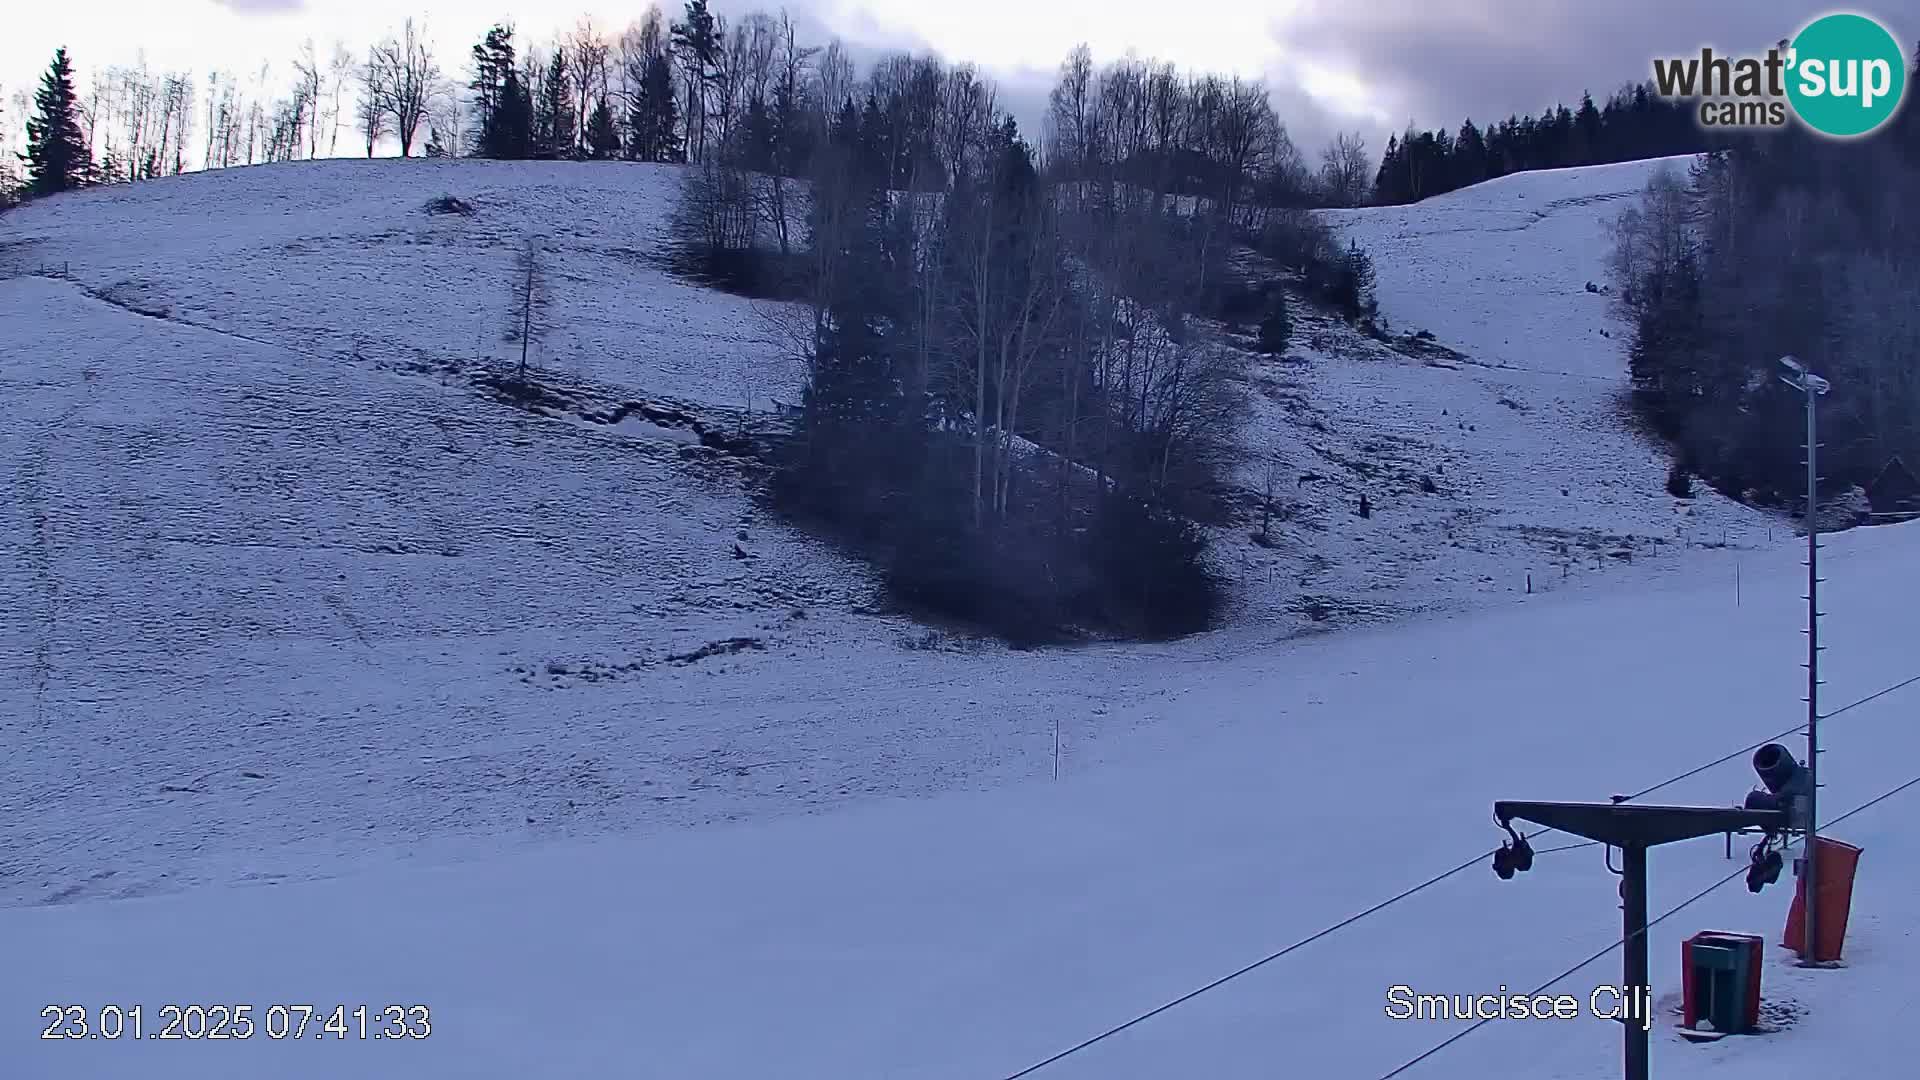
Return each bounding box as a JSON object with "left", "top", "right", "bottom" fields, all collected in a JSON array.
[{"left": 41, "top": 1004, "right": 433, "bottom": 1041}]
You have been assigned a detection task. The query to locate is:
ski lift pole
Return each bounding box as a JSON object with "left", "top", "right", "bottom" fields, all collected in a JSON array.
[{"left": 1780, "top": 356, "right": 1828, "bottom": 966}]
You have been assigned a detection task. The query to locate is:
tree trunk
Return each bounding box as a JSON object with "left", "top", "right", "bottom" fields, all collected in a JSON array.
[{"left": 972, "top": 200, "right": 993, "bottom": 529}]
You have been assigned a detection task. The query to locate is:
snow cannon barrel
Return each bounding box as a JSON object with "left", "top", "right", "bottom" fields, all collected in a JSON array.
[
  {"left": 1752, "top": 744, "right": 1804, "bottom": 795},
  {"left": 1745, "top": 744, "right": 1810, "bottom": 829}
]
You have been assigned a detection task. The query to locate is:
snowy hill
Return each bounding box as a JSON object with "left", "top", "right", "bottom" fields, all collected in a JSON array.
[
  {"left": 0, "top": 154, "right": 1792, "bottom": 901},
  {"left": 8, "top": 154, "right": 1913, "bottom": 1078},
  {"left": 0, "top": 160, "right": 894, "bottom": 909}
]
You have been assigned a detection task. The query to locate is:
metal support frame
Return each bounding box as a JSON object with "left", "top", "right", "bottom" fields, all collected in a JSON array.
[{"left": 1493, "top": 801, "right": 1786, "bottom": 1080}]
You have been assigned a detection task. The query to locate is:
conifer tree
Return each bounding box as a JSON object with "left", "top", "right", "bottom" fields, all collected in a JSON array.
[
  {"left": 495, "top": 68, "right": 534, "bottom": 160},
  {"left": 1257, "top": 293, "right": 1292, "bottom": 354},
  {"left": 24, "top": 48, "right": 90, "bottom": 196},
  {"left": 671, "top": 0, "right": 722, "bottom": 161},
  {"left": 471, "top": 25, "right": 526, "bottom": 158},
  {"left": 625, "top": 52, "right": 680, "bottom": 162},
  {"left": 585, "top": 96, "right": 620, "bottom": 159},
  {"left": 1573, "top": 92, "right": 1603, "bottom": 162},
  {"left": 1369, "top": 85, "right": 1708, "bottom": 205},
  {"left": 1336, "top": 241, "right": 1378, "bottom": 324},
  {"left": 1453, "top": 120, "right": 1487, "bottom": 188},
  {"left": 535, "top": 51, "right": 576, "bottom": 160}
]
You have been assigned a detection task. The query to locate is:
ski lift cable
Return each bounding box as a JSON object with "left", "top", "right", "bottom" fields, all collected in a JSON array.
[
  {"left": 997, "top": 672, "right": 1920, "bottom": 1079},
  {"left": 1375, "top": 770, "right": 1920, "bottom": 1079}
]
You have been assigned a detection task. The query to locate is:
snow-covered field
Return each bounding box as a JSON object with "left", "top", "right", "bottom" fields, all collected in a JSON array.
[
  {"left": 9, "top": 521, "right": 1918, "bottom": 1079},
  {"left": 6, "top": 155, "right": 1913, "bottom": 1078}
]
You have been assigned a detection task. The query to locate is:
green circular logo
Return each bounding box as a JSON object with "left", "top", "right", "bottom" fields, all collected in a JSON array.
[{"left": 1786, "top": 13, "right": 1907, "bottom": 137}]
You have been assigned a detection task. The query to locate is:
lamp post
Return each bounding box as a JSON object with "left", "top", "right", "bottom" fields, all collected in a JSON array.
[{"left": 1778, "top": 355, "right": 1829, "bottom": 966}]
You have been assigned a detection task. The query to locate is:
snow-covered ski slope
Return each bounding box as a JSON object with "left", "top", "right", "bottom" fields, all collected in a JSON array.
[
  {"left": 0, "top": 154, "right": 1790, "bottom": 898},
  {"left": 9, "top": 520, "right": 1919, "bottom": 1080},
  {"left": 8, "top": 154, "right": 1914, "bottom": 1077},
  {"left": 1215, "top": 154, "right": 1771, "bottom": 629},
  {"left": 1323, "top": 156, "right": 1676, "bottom": 381},
  {"left": 0, "top": 154, "right": 1781, "bottom": 913}
]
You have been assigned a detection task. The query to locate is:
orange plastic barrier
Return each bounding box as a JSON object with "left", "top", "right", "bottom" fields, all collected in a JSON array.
[{"left": 1782, "top": 836, "right": 1862, "bottom": 962}]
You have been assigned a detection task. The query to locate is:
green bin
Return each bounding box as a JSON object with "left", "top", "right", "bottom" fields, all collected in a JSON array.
[{"left": 1683, "top": 931, "right": 1761, "bottom": 1034}]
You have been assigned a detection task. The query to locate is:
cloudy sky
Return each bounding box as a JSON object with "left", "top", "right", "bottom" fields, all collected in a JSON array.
[{"left": 4, "top": 1, "right": 1895, "bottom": 155}]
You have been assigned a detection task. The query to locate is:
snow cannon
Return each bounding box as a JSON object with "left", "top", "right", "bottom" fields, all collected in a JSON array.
[{"left": 1744, "top": 744, "right": 1810, "bottom": 830}]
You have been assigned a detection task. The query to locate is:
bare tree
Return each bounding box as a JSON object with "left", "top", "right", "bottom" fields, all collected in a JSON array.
[
  {"left": 709, "top": 10, "right": 766, "bottom": 156},
  {"left": 373, "top": 18, "right": 440, "bottom": 157},
  {"left": 1318, "top": 131, "right": 1372, "bottom": 207},
  {"left": 615, "top": 17, "right": 650, "bottom": 114},
  {"left": 426, "top": 78, "right": 462, "bottom": 158},
  {"left": 245, "top": 61, "right": 272, "bottom": 164},
  {"left": 321, "top": 41, "right": 353, "bottom": 157},
  {"left": 912, "top": 64, "right": 990, "bottom": 413},
  {"left": 504, "top": 238, "right": 550, "bottom": 381},
  {"left": 670, "top": 152, "right": 759, "bottom": 254},
  {"left": 356, "top": 48, "right": 387, "bottom": 156},
  {"left": 936, "top": 64, "right": 989, "bottom": 183},
  {"left": 1607, "top": 164, "right": 1693, "bottom": 320},
  {"left": 1210, "top": 76, "right": 1277, "bottom": 228},
  {"left": 77, "top": 61, "right": 194, "bottom": 182},
  {"left": 1045, "top": 44, "right": 1094, "bottom": 184},
  {"left": 81, "top": 66, "right": 115, "bottom": 177},
  {"left": 202, "top": 71, "right": 244, "bottom": 168},
  {"left": 126, "top": 64, "right": 156, "bottom": 176},
  {"left": 758, "top": 10, "right": 816, "bottom": 255},
  {"left": 992, "top": 199, "right": 1069, "bottom": 517},
  {"left": 0, "top": 84, "right": 22, "bottom": 198},
  {"left": 1257, "top": 453, "right": 1286, "bottom": 545},
  {"left": 814, "top": 38, "right": 854, "bottom": 121},
  {"left": 568, "top": 17, "right": 611, "bottom": 157},
  {"left": 79, "top": 70, "right": 110, "bottom": 173},
  {"left": 293, "top": 39, "right": 324, "bottom": 158},
  {"left": 941, "top": 107, "right": 1075, "bottom": 523},
  {"left": 1095, "top": 55, "right": 1150, "bottom": 206},
  {"left": 265, "top": 91, "right": 308, "bottom": 163},
  {"left": 156, "top": 74, "right": 194, "bottom": 175}
]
